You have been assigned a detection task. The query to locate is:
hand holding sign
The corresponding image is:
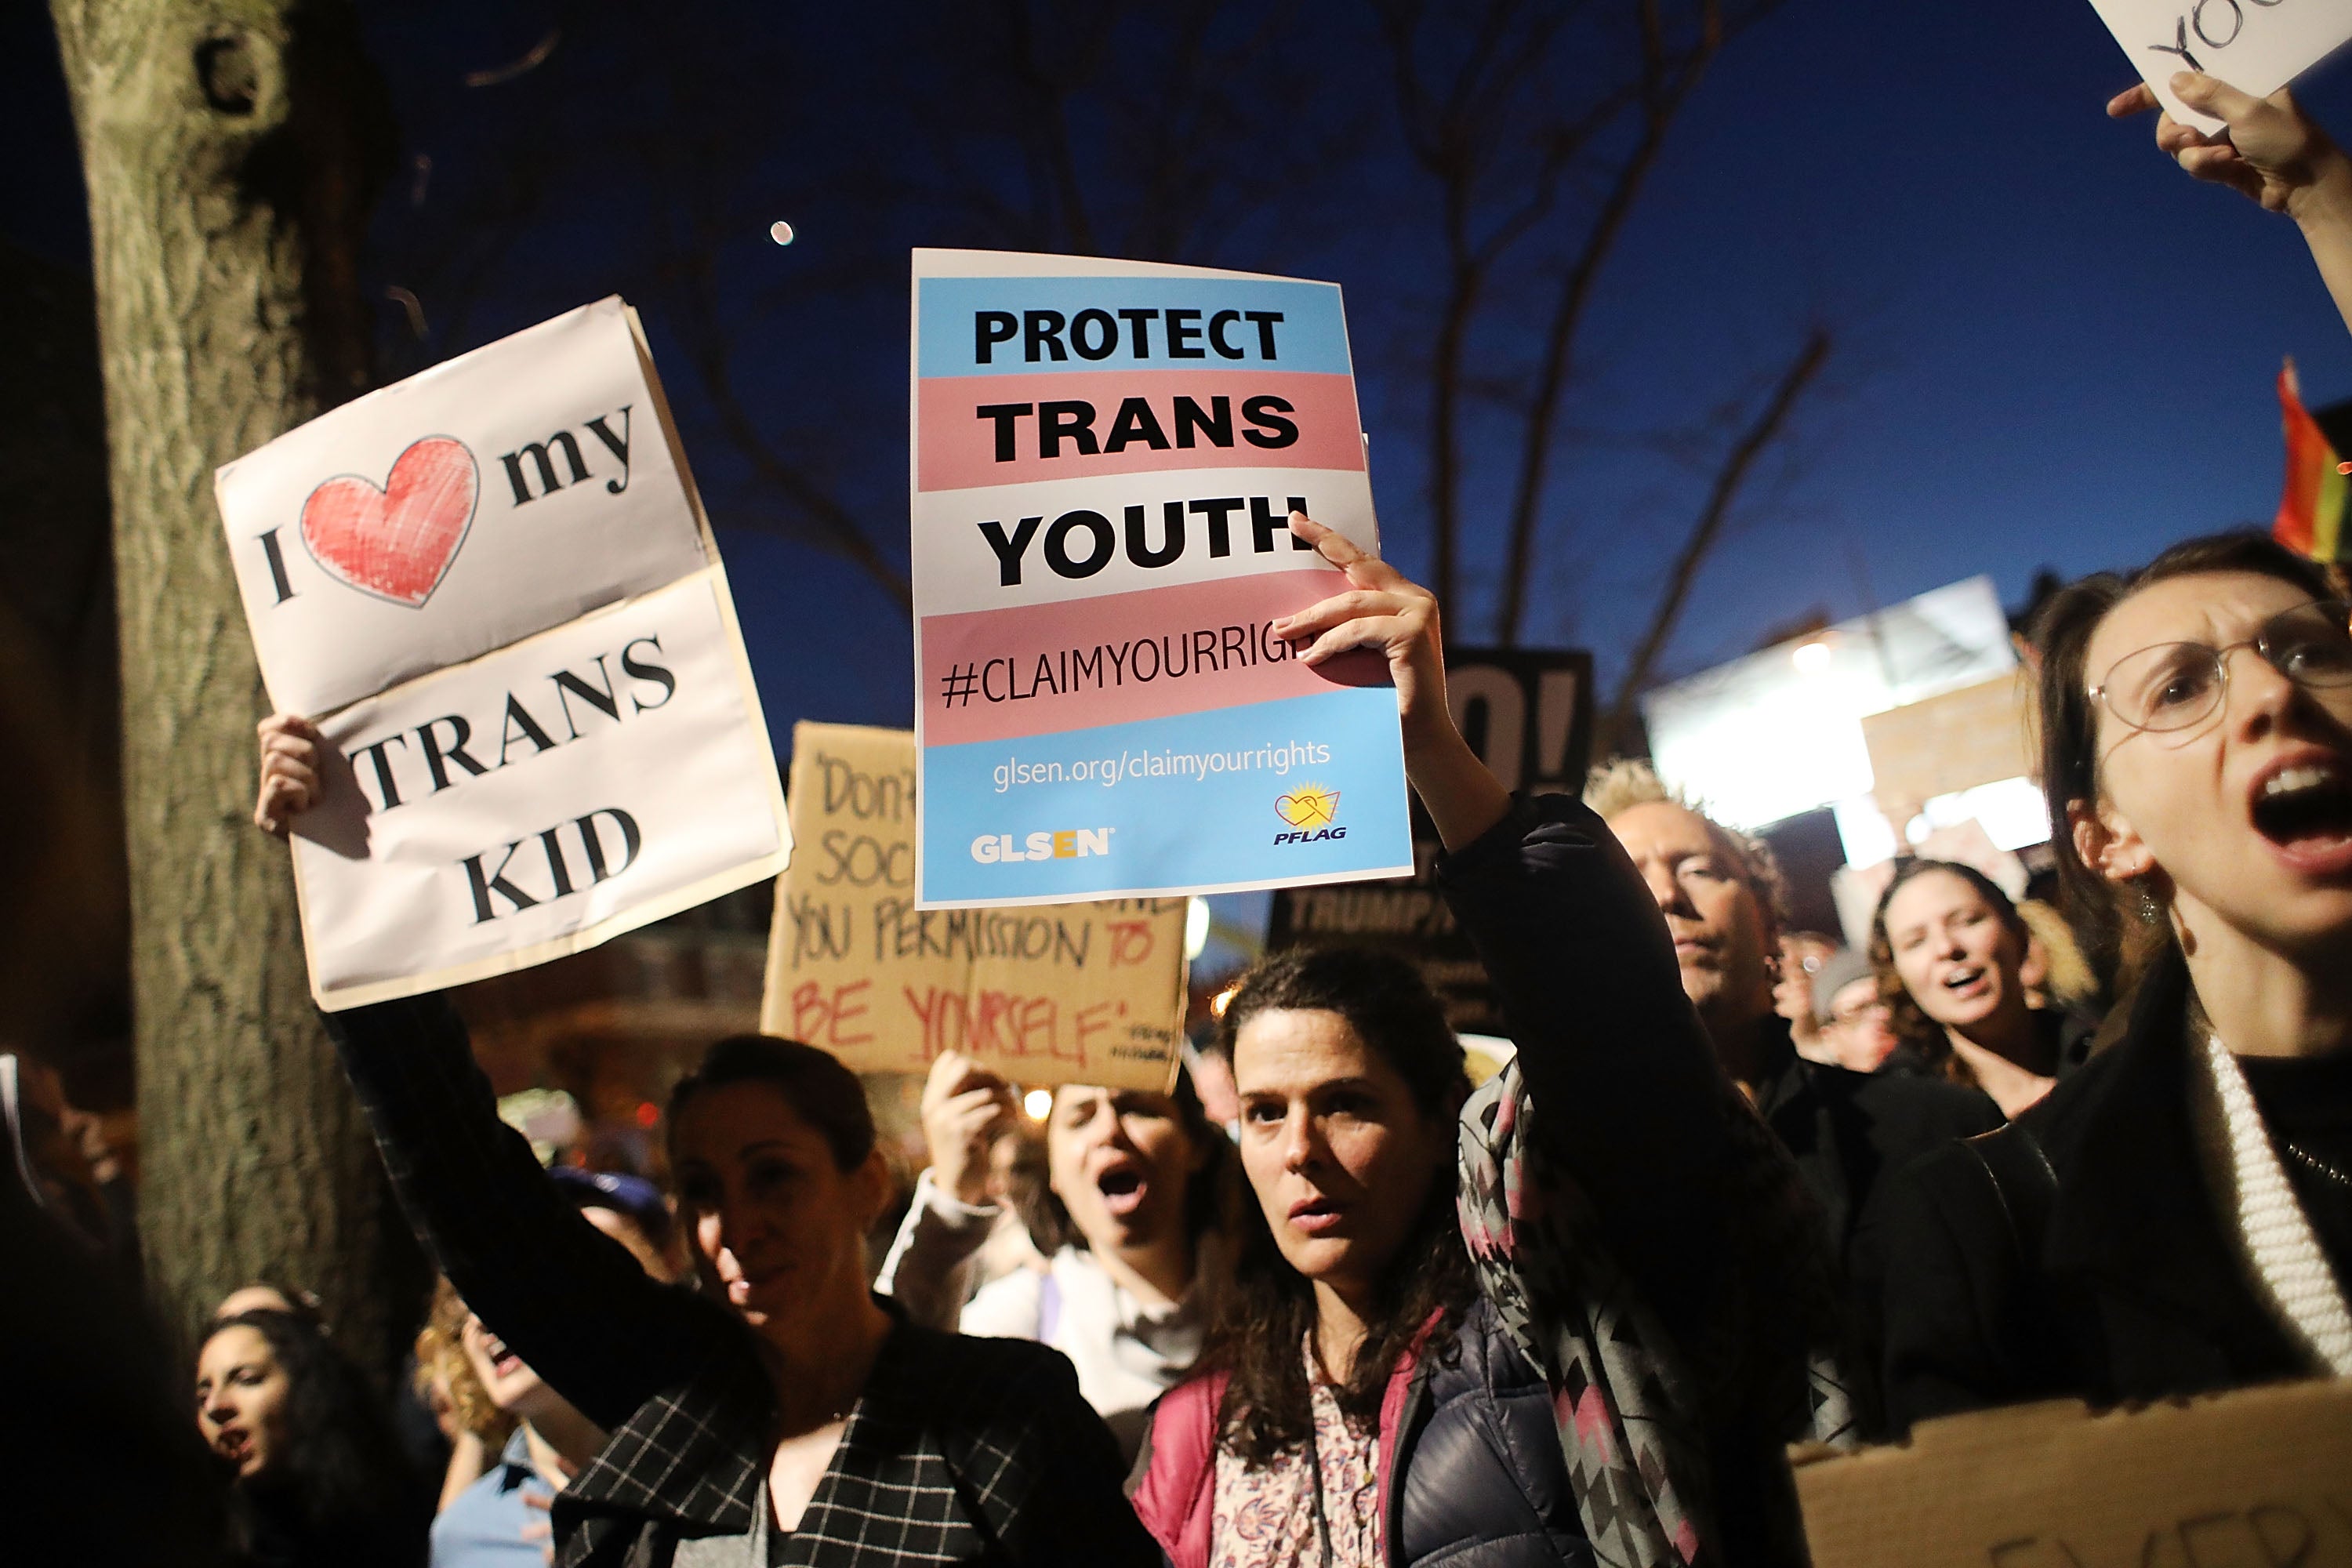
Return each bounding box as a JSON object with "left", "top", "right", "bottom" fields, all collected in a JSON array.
[
  {"left": 2107, "top": 71, "right": 2352, "bottom": 334},
  {"left": 2085, "top": 0, "right": 2352, "bottom": 136},
  {"left": 2107, "top": 73, "right": 2346, "bottom": 212},
  {"left": 919, "top": 1051, "right": 1020, "bottom": 1207},
  {"left": 1273, "top": 512, "right": 1446, "bottom": 739},
  {"left": 256, "top": 714, "right": 325, "bottom": 833},
  {"left": 1274, "top": 513, "right": 1512, "bottom": 855}
]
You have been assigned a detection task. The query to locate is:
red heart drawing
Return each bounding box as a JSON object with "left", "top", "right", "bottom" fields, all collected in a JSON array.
[{"left": 298, "top": 437, "right": 480, "bottom": 608}]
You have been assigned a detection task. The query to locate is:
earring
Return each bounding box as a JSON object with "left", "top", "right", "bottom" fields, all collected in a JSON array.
[{"left": 2136, "top": 880, "right": 2163, "bottom": 924}]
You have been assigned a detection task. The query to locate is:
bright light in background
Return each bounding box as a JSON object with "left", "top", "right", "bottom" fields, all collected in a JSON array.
[
  {"left": 1023, "top": 1087, "right": 1052, "bottom": 1120},
  {"left": 1185, "top": 897, "right": 1212, "bottom": 960},
  {"left": 1832, "top": 797, "right": 1900, "bottom": 868},
  {"left": 1209, "top": 981, "right": 1240, "bottom": 1018},
  {"left": 1924, "top": 776, "right": 2049, "bottom": 851},
  {"left": 1645, "top": 576, "right": 2015, "bottom": 832},
  {"left": 768, "top": 220, "right": 795, "bottom": 245}
]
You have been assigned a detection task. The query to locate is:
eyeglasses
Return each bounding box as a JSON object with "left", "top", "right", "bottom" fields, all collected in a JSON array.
[{"left": 2088, "top": 600, "right": 2352, "bottom": 735}]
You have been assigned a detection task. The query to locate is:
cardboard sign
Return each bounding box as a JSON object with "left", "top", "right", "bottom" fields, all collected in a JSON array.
[
  {"left": 762, "top": 723, "right": 1186, "bottom": 1091},
  {"left": 1268, "top": 648, "right": 1592, "bottom": 1036},
  {"left": 909, "top": 249, "right": 1414, "bottom": 909},
  {"left": 1860, "top": 670, "right": 2036, "bottom": 830},
  {"left": 1793, "top": 1381, "right": 2352, "bottom": 1568},
  {"left": 219, "top": 301, "right": 789, "bottom": 1007},
  {"left": 2086, "top": 0, "right": 2352, "bottom": 134}
]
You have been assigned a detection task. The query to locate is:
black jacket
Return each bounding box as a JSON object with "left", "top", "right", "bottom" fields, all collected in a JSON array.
[
  {"left": 325, "top": 996, "right": 1156, "bottom": 1566},
  {"left": 1876, "top": 950, "right": 2312, "bottom": 1432},
  {"left": 1392, "top": 1295, "right": 1592, "bottom": 1567},
  {"left": 1432, "top": 794, "right": 1838, "bottom": 1568},
  {"left": 1750, "top": 1031, "right": 2004, "bottom": 1277},
  {"left": 1751, "top": 1030, "right": 2003, "bottom": 1435}
]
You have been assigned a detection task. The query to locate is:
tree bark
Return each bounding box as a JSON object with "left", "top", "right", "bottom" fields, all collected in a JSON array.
[{"left": 48, "top": 0, "right": 419, "bottom": 1374}]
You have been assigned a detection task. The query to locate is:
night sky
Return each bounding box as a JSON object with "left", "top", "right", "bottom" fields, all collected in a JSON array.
[{"left": 10, "top": 2, "right": 2350, "bottom": 750}]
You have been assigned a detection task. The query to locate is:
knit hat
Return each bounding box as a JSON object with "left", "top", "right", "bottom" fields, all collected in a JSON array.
[
  {"left": 548, "top": 1165, "right": 671, "bottom": 1250},
  {"left": 1810, "top": 949, "right": 1878, "bottom": 1027}
]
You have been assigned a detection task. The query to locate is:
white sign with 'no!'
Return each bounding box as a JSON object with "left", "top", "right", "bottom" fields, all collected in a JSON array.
[
  {"left": 2086, "top": 0, "right": 2352, "bottom": 133},
  {"left": 216, "top": 299, "right": 789, "bottom": 1008}
]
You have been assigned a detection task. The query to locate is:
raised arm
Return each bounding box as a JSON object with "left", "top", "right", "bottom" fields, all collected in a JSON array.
[
  {"left": 257, "top": 717, "right": 720, "bottom": 1431},
  {"left": 1272, "top": 520, "right": 1735, "bottom": 1326},
  {"left": 2111, "top": 73, "right": 2352, "bottom": 336},
  {"left": 872, "top": 1051, "right": 1019, "bottom": 1330}
]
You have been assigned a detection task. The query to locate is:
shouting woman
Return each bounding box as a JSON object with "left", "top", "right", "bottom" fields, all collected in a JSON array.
[
  {"left": 1879, "top": 533, "right": 2352, "bottom": 1428},
  {"left": 877, "top": 1051, "right": 1232, "bottom": 1461}
]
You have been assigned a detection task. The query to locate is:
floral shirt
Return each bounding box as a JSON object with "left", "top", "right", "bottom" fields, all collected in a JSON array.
[{"left": 1209, "top": 1345, "right": 1380, "bottom": 1568}]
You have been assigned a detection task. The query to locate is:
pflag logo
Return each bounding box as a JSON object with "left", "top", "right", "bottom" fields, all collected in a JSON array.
[{"left": 1272, "top": 784, "right": 1345, "bottom": 845}]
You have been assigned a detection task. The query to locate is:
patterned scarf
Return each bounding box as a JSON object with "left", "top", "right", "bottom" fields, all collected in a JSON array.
[{"left": 1456, "top": 1063, "right": 1853, "bottom": 1568}]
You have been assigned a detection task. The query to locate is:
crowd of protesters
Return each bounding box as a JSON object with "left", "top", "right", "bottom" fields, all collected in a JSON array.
[{"left": 6, "top": 67, "right": 2352, "bottom": 1568}]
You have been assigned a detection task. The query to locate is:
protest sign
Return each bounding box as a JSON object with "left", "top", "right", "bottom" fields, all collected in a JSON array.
[
  {"left": 909, "top": 249, "right": 1414, "bottom": 908},
  {"left": 1860, "top": 669, "right": 2036, "bottom": 831},
  {"left": 218, "top": 298, "right": 713, "bottom": 719},
  {"left": 1269, "top": 648, "right": 1592, "bottom": 1036},
  {"left": 2085, "top": 0, "right": 2352, "bottom": 134},
  {"left": 1792, "top": 1381, "right": 2352, "bottom": 1568},
  {"left": 761, "top": 723, "right": 1187, "bottom": 1091},
  {"left": 218, "top": 299, "right": 789, "bottom": 1008}
]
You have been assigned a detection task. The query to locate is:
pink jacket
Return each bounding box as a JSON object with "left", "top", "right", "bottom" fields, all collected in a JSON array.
[{"left": 1127, "top": 1340, "right": 1425, "bottom": 1568}]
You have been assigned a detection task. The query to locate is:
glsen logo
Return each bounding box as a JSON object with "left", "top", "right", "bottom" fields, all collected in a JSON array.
[
  {"left": 971, "top": 827, "right": 1114, "bottom": 864},
  {"left": 1272, "top": 784, "right": 1346, "bottom": 845}
]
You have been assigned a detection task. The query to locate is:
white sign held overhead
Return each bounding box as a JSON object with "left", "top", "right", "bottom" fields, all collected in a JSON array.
[
  {"left": 2085, "top": 0, "right": 2352, "bottom": 134},
  {"left": 216, "top": 299, "right": 789, "bottom": 1008},
  {"left": 216, "top": 297, "right": 713, "bottom": 719},
  {"left": 289, "top": 572, "right": 786, "bottom": 1007}
]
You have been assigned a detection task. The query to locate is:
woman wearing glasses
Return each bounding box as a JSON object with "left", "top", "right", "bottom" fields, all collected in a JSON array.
[{"left": 1878, "top": 532, "right": 2352, "bottom": 1431}]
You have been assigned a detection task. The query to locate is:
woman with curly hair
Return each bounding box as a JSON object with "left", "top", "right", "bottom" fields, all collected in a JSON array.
[
  {"left": 1869, "top": 860, "right": 2098, "bottom": 1117},
  {"left": 1129, "top": 516, "right": 1844, "bottom": 1568},
  {"left": 412, "top": 1279, "right": 516, "bottom": 1512},
  {"left": 196, "top": 1308, "right": 430, "bottom": 1568}
]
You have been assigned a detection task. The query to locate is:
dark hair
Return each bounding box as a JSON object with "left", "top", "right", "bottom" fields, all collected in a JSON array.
[
  {"left": 212, "top": 1280, "right": 328, "bottom": 1333},
  {"left": 2035, "top": 532, "right": 2339, "bottom": 974},
  {"left": 666, "top": 1034, "right": 877, "bottom": 1172},
  {"left": 1203, "top": 946, "right": 1475, "bottom": 1465},
  {"left": 1041, "top": 1065, "right": 1235, "bottom": 1254},
  {"left": 988, "top": 1124, "right": 1070, "bottom": 1255},
  {"left": 1867, "top": 858, "right": 2031, "bottom": 1078},
  {"left": 203, "top": 1309, "right": 422, "bottom": 1555}
]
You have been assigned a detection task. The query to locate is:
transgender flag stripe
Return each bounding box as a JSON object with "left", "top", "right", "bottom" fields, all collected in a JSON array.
[{"left": 921, "top": 568, "right": 1386, "bottom": 747}]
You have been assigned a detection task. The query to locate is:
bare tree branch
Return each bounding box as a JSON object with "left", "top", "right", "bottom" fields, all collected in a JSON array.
[
  {"left": 1595, "top": 325, "right": 1831, "bottom": 757},
  {"left": 670, "top": 252, "right": 913, "bottom": 608},
  {"left": 1493, "top": 0, "right": 1740, "bottom": 645}
]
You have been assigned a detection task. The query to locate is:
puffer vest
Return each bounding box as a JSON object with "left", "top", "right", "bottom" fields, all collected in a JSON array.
[{"left": 1129, "top": 1297, "right": 1594, "bottom": 1568}]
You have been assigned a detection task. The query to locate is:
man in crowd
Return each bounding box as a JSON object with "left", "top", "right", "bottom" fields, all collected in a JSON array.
[
  {"left": 1774, "top": 931, "right": 1839, "bottom": 1064},
  {"left": 1584, "top": 761, "right": 2001, "bottom": 1430},
  {"left": 1809, "top": 948, "right": 1902, "bottom": 1074}
]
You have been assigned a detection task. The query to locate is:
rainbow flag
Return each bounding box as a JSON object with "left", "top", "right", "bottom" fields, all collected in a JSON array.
[{"left": 2275, "top": 358, "right": 2349, "bottom": 563}]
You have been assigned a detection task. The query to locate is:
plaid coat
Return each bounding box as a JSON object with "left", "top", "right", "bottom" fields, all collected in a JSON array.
[{"left": 327, "top": 997, "right": 1158, "bottom": 1567}]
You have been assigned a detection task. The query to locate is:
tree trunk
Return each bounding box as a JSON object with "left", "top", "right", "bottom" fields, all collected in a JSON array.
[{"left": 48, "top": 0, "right": 419, "bottom": 1374}]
